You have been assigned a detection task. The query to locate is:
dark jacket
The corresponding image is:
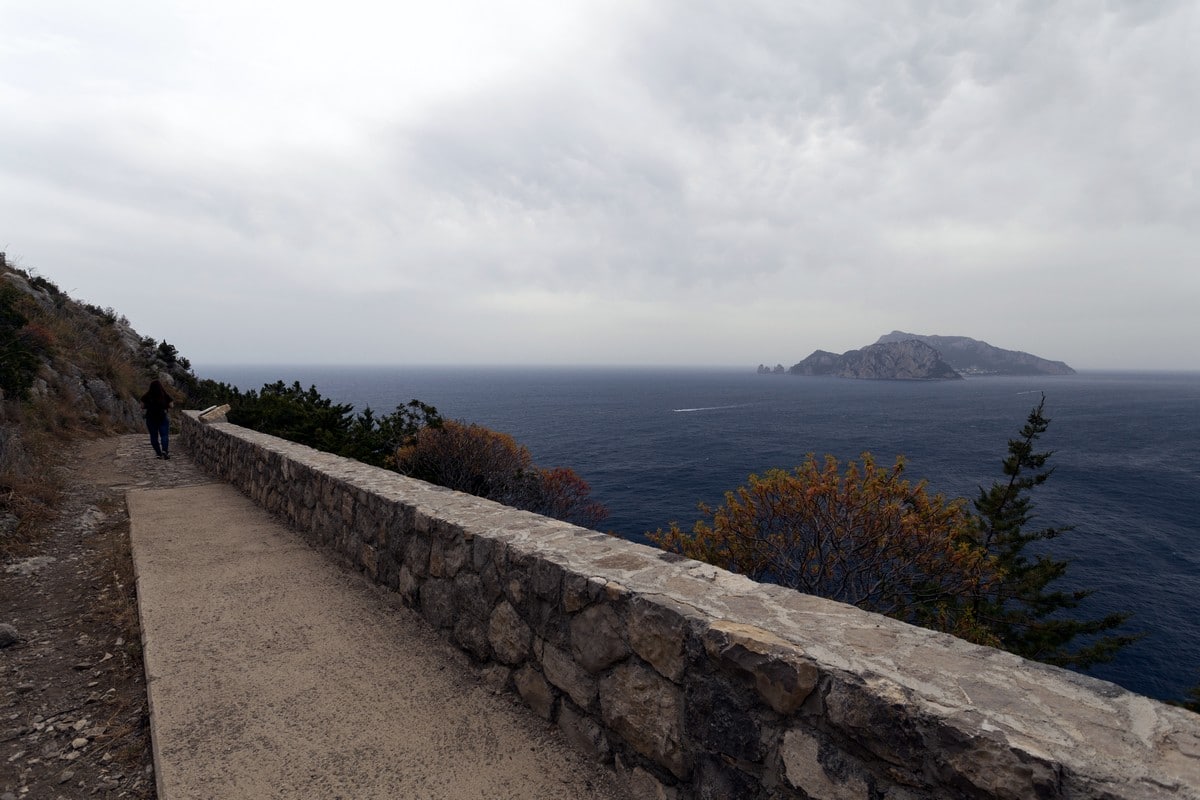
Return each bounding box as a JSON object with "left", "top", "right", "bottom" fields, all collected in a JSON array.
[{"left": 141, "top": 384, "right": 172, "bottom": 424}]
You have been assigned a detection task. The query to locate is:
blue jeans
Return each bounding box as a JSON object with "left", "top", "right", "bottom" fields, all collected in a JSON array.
[{"left": 147, "top": 415, "right": 170, "bottom": 457}]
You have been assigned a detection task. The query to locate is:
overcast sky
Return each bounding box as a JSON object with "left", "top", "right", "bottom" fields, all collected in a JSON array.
[{"left": 2, "top": 1, "right": 1196, "bottom": 370}]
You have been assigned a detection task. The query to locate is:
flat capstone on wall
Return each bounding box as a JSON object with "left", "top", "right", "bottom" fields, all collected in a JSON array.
[{"left": 179, "top": 411, "right": 1200, "bottom": 800}]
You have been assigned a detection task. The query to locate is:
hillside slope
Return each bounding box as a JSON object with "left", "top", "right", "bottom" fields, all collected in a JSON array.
[
  {"left": 1, "top": 254, "right": 195, "bottom": 551},
  {"left": 874, "top": 331, "right": 1076, "bottom": 375}
]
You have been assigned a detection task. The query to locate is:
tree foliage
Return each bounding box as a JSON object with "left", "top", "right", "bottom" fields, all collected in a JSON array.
[
  {"left": 188, "top": 378, "right": 442, "bottom": 469},
  {"left": 0, "top": 284, "right": 49, "bottom": 398},
  {"left": 155, "top": 340, "right": 179, "bottom": 366},
  {"left": 651, "top": 454, "right": 994, "bottom": 637},
  {"left": 966, "top": 394, "right": 1138, "bottom": 668},
  {"left": 228, "top": 380, "right": 356, "bottom": 453},
  {"left": 188, "top": 380, "right": 607, "bottom": 528},
  {"left": 652, "top": 397, "right": 1135, "bottom": 671},
  {"left": 395, "top": 420, "right": 608, "bottom": 529}
]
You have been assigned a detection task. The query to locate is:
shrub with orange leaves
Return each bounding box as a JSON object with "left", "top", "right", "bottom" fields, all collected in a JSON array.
[
  {"left": 395, "top": 420, "right": 608, "bottom": 529},
  {"left": 650, "top": 453, "right": 997, "bottom": 640}
]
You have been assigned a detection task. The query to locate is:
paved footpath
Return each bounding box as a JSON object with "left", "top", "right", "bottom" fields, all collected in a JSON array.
[{"left": 128, "top": 443, "right": 629, "bottom": 800}]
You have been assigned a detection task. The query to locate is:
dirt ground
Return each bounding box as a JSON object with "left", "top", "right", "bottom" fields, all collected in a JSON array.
[
  {"left": 4, "top": 436, "right": 636, "bottom": 800},
  {"left": 1, "top": 434, "right": 209, "bottom": 800}
]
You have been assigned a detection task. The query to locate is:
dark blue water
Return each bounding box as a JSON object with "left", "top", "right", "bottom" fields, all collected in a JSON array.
[{"left": 198, "top": 365, "right": 1200, "bottom": 703}]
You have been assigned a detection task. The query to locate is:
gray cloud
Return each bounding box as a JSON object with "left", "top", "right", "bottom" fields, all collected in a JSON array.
[{"left": 1, "top": 0, "right": 1196, "bottom": 368}]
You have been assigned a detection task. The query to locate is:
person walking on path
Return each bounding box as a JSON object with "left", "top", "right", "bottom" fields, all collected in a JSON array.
[{"left": 140, "top": 379, "right": 174, "bottom": 459}]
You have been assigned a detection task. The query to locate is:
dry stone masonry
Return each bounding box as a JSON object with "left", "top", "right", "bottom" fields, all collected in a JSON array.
[{"left": 180, "top": 412, "right": 1200, "bottom": 799}]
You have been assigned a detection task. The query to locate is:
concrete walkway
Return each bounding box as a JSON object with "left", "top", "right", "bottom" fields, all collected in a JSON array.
[{"left": 129, "top": 479, "right": 629, "bottom": 800}]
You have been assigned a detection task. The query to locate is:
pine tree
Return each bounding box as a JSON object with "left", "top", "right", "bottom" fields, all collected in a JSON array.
[{"left": 970, "top": 394, "right": 1138, "bottom": 669}]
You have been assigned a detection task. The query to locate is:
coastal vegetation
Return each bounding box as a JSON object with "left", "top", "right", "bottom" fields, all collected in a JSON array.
[
  {"left": 650, "top": 453, "right": 991, "bottom": 638},
  {"left": 652, "top": 397, "right": 1137, "bottom": 670},
  {"left": 187, "top": 378, "right": 608, "bottom": 529},
  {"left": 965, "top": 396, "right": 1137, "bottom": 668},
  {"left": 395, "top": 420, "right": 608, "bottom": 529}
]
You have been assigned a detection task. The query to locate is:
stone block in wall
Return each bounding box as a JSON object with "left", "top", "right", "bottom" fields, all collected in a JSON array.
[
  {"left": 532, "top": 558, "right": 564, "bottom": 600},
  {"left": 570, "top": 604, "right": 628, "bottom": 674},
  {"left": 514, "top": 665, "right": 555, "bottom": 720},
  {"left": 780, "top": 729, "right": 870, "bottom": 800},
  {"left": 429, "top": 536, "right": 447, "bottom": 577},
  {"left": 935, "top": 720, "right": 1062, "bottom": 800},
  {"left": 694, "top": 754, "right": 762, "bottom": 800},
  {"left": 356, "top": 495, "right": 384, "bottom": 548},
  {"left": 479, "top": 664, "right": 511, "bottom": 695},
  {"left": 431, "top": 529, "right": 468, "bottom": 579},
  {"left": 600, "top": 661, "right": 686, "bottom": 779},
  {"left": 541, "top": 641, "right": 598, "bottom": 710},
  {"left": 478, "top": 561, "right": 503, "bottom": 607},
  {"left": 396, "top": 565, "right": 419, "bottom": 605},
  {"left": 472, "top": 535, "right": 499, "bottom": 573},
  {"left": 359, "top": 543, "right": 378, "bottom": 580},
  {"left": 419, "top": 578, "right": 456, "bottom": 630},
  {"left": 404, "top": 533, "right": 431, "bottom": 579},
  {"left": 685, "top": 675, "right": 764, "bottom": 764},
  {"left": 319, "top": 474, "right": 336, "bottom": 511},
  {"left": 562, "top": 573, "right": 604, "bottom": 613},
  {"left": 819, "top": 674, "right": 1037, "bottom": 797},
  {"left": 338, "top": 489, "right": 355, "bottom": 527},
  {"left": 822, "top": 675, "right": 922, "bottom": 771},
  {"left": 504, "top": 576, "right": 526, "bottom": 610},
  {"left": 617, "top": 761, "right": 679, "bottom": 800},
  {"left": 503, "top": 547, "right": 542, "bottom": 613},
  {"left": 313, "top": 507, "right": 335, "bottom": 545},
  {"left": 702, "top": 620, "right": 818, "bottom": 715},
  {"left": 525, "top": 596, "right": 568, "bottom": 650},
  {"left": 454, "top": 616, "right": 491, "bottom": 662},
  {"left": 629, "top": 596, "right": 690, "bottom": 683},
  {"left": 454, "top": 572, "right": 490, "bottom": 621},
  {"left": 558, "top": 702, "right": 610, "bottom": 762},
  {"left": 488, "top": 600, "right": 532, "bottom": 665}
]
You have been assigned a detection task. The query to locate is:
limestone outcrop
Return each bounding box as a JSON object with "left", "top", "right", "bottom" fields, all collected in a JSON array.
[
  {"left": 790, "top": 340, "right": 962, "bottom": 380},
  {"left": 875, "top": 330, "right": 1076, "bottom": 375},
  {"left": 0, "top": 259, "right": 194, "bottom": 429}
]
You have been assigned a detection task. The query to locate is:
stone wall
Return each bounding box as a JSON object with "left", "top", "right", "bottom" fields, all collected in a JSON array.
[{"left": 179, "top": 412, "right": 1200, "bottom": 799}]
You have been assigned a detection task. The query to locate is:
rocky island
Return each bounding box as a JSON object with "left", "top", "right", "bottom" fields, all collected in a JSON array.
[
  {"left": 769, "top": 333, "right": 1075, "bottom": 380},
  {"left": 789, "top": 340, "right": 961, "bottom": 380},
  {"left": 874, "top": 331, "right": 1076, "bottom": 375}
]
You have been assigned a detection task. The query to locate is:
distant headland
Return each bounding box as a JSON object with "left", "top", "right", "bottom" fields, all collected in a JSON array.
[{"left": 758, "top": 332, "right": 1076, "bottom": 380}]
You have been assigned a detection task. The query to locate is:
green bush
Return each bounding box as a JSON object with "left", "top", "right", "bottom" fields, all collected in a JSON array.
[
  {"left": 190, "top": 378, "right": 443, "bottom": 469},
  {"left": 0, "top": 285, "right": 45, "bottom": 398},
  {"left": 197, "top": 378, "right": 608, "bottom": 528}
]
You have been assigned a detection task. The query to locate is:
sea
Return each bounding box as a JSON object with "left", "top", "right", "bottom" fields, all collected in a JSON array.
[{"left": 197, "top": 365, "right": 1200, "bottom": 704}]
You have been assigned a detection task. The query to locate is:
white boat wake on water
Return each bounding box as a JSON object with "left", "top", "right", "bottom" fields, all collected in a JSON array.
[{"left": 673, "top": 404, "right": 749, "bottom": 413}]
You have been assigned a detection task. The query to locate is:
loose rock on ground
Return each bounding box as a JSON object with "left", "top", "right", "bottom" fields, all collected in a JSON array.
[{"left": 1, "top": 434, "right": 209, "bottom": 799}]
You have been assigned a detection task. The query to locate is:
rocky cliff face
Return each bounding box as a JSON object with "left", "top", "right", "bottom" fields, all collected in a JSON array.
[
  {"left": 789, "top": 341, "right": 961, "bottom": 380},
  {"left": 0, "top": 265, "right": 192, "bottom": 427},
  {"left": 875, "top": 331, "right": 1076, "bottom": 375}
]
